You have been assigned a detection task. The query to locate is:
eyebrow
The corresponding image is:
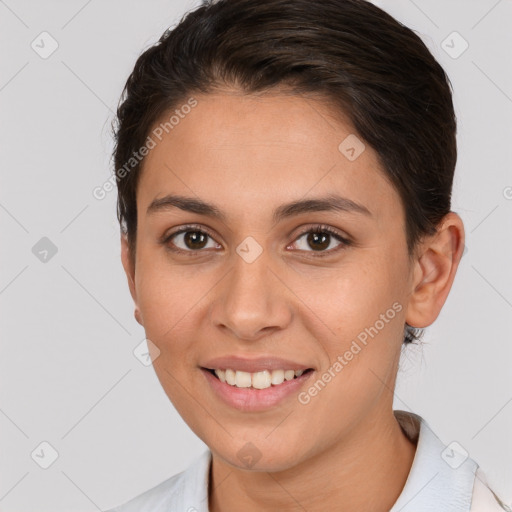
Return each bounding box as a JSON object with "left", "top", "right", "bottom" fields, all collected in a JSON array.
[{"left": 146, "top": 193, "right": 372, "bottom": 223}]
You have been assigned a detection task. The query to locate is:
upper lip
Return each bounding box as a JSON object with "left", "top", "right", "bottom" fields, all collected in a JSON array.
[{"left": 201, "top": 355, "right": 314, "bottom": 373}]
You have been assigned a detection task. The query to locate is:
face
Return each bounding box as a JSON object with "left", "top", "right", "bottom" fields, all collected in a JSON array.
[{"left": 122, "top": 90, "right": 418, "bottom": 471}]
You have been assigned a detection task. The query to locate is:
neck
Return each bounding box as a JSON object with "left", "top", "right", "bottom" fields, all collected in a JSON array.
[{"left": 208, "top": 408, "right": 417, "bottom": 512}]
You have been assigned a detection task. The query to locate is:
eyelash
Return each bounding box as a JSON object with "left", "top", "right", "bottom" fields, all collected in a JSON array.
[{"left": 161, "top": 223, "right": 352, "bottom": 258}]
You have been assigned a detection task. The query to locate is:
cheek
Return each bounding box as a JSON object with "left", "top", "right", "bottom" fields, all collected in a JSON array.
[
  {"left": 317, "top": 254, "right": 406, "bottom": 333},
  {"left": 308, "top": 253, "right": 407, "bottom": 388},
  {"left": 300, "top": 274, "right": 405, "bottom": 426},
  {"left": 135, "top": 260, "right": 202, "bottom": 343}
]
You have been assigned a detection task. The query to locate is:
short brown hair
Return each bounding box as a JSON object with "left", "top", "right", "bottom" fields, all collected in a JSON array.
[{"left": 112, "top": 0, "right": 457, "bottom": 343}]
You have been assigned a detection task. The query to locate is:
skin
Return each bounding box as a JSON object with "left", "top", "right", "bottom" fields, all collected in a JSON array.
[{"left": 120, "top": 89, "right": 465, "bottom": 512}]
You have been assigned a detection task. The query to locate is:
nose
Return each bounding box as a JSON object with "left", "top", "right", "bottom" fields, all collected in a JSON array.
[{"left": 210, "top": 250, "right": 293, "bottom": 341}]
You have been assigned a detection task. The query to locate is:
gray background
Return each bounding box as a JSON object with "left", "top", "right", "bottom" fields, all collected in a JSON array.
[{"left": 0, "top": 0, "right": 511, "bottom": 510}]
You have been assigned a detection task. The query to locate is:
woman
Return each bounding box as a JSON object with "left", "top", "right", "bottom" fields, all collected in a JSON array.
[{"left": 107, "top": 0, "right": 507, "bottom": 510}]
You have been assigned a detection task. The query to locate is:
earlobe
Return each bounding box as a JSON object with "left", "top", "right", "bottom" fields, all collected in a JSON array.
[
  {"left": 134, "top": 307, "right": 143, "bottom": 326},
  {"left": 405, "top": 212, "right": 465, "bottom": 329}
]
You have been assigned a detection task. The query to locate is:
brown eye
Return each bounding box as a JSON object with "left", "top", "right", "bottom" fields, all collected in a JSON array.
[
  {"left": 292, "top": 225, "right": 351, "bottom": 256},
  {"left": 164, "top": 226, "right": 220, "bottom": 254},
  {"left": 182, "top": 231, "right": 209, "bottom": 250},
  {"left": 305, "top": 232, "right": 331, "bottom": 251}
]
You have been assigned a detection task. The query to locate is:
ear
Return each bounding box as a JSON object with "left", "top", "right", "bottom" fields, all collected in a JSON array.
[
  {"left": 120, "top": 233, "right": 143, "bottom": 325},
  {"left": 405, "top": 212, "right": 465, "bottom": 329}
]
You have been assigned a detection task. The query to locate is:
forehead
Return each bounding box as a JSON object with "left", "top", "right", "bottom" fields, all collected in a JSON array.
[{"left": 136, "top": 91, "right": 399, "bottom": 225}]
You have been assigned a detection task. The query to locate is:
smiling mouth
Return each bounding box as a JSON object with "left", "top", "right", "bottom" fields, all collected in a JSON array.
[{"left": 203, "top": 367, "right": 314, "bottom": 390}]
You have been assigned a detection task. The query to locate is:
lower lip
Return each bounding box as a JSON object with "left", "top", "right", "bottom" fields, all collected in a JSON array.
[{"left": 200, "top": 368, "right": 314, "bottom": 412}]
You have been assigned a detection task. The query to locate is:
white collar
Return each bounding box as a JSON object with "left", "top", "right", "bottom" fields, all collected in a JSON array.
[
  {"left": 109, "top": 410, "right": 482, "bottom": 511},
  {"left": 390, "top": 410, "right": 478, "bottom": 511}
]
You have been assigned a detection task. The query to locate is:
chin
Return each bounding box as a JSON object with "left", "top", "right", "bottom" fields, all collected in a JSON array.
[{"left": 213, "top": 443, "right": 304, "bottom": 473}]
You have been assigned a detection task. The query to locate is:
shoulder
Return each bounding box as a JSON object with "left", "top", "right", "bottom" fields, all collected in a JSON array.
[
  {"left": 470, "top": 468, "right": 511, "bottom": 512},
  {"left": 104, "top": 470, "right": 187, "bottom": 512},
  {"left": 104, "top": 449, "right": 212, "bottom": 512},
  {"left": 391, "top": 411, "right": 510, "bottom": 512}
]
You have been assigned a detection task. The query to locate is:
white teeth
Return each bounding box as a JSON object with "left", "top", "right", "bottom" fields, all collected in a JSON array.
[
  {"left": 225, "top": 369, "right": 236, "bottom": 385},
  {"left": 252, "top": 370, "right": 271, "bottom": 389},
  {"left": 284, "top": 370, "right": 295, "bottom": 381},
  {"left": 235, "top": 371, "right": 252, "bottom": 388},
  {"left": 214, "top": 369, "right": 226, "bottom": 383},
  {"left": 271, "top": 369, "right": 284, "bottom": 385},
  {"left": 211, "top": 368, "right": 309, "bottom": 389}
]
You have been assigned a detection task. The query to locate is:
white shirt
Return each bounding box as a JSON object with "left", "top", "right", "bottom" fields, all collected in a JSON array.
[{"left": 106, "top": 411, "right": 508, "bottom": 511}]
